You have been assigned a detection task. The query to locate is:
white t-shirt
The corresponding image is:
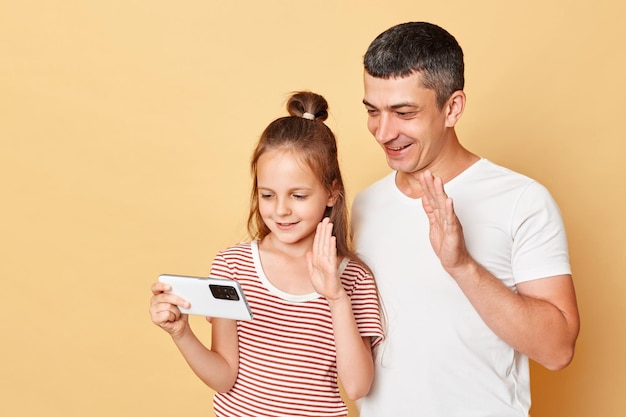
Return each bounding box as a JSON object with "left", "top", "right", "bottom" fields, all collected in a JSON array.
[{"left": 353, "top": 159, "right": 570, "bottom": 417}]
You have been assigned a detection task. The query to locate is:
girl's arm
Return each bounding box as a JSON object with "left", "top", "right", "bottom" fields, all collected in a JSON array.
[
  {"left": 307, "top": 218, "right": 375, "bottom": 400},
  {"left": 150, "top": 282, "right": 240, "bottom": 392},
  {"left": 171, "top": 317, "right": 239, "bottom": 392},
  {"left": 326, "top": 296, "right": 375, "bottom": 400}
]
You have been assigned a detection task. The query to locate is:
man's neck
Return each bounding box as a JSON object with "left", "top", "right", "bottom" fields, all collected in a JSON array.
[{"left": 396, "top": 143, "right": 479, "bottom": 199}]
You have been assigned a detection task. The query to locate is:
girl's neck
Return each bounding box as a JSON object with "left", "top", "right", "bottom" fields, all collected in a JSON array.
[
  {"left": 258, "top": 234, "right": 315, "bottom": 295},
  {"left": 259, "top": 233, "right": 312, "bottom": 260}
]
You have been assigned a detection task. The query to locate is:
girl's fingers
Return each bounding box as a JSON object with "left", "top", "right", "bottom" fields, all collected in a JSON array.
[
  {"left": 320, "top": 219, "right": 329, "bottom": 257},
  {"left": 311, "top": 218, "right": 337, "bottom": 276},
  {"left": 322, "top": 219, "right": 335, "bottom": 258},
  {"left": 151, "top": 292, "right": 190, "bottom": 310},
  {"left": 150, "top": 305, "right": 178, "bottom": 326},
  {"left": 314, "top": 218, "right": 331, "bottom": 258},
  {"left": 150, "top": 282, "right": 190, "bottom": 309},
  {"left": 151, "top": 281, "right": 171, "bottom": 295},
  {"left": 318, "top": 220, "right": 326, "bottom": 254}
]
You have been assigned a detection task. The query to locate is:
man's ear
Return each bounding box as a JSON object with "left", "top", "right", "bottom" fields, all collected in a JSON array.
[{"left": 445, "top": 90, "right": 466, "bottom": 127}]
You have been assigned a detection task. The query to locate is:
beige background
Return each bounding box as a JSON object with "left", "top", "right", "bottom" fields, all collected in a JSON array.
[{"left": 1, "top": 1, "right": 624, "bottom": 416}]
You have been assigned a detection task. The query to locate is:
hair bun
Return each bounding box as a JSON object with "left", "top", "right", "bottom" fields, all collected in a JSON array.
[{"left": 286, "top": 91, "right": 329, "bottom": 122}]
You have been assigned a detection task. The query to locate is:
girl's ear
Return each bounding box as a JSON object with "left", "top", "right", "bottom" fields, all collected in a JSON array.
[{"left": 326, "top": 181, "right": 340, "bottom": 207}]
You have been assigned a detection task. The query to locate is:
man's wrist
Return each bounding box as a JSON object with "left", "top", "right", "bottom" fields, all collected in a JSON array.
[{"left": 446, "top": 257, "right": 481, "bottom": 283}]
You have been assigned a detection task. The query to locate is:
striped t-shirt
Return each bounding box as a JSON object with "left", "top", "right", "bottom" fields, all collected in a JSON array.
[{"left": 211, "top": 240, "right": 383, "bottom": 417}]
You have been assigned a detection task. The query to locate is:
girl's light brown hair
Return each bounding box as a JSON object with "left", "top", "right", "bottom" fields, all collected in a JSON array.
[
  {"left": 247, "top": 91, "right": 385, "bottom": 330},
  {"left": 247, "top": 91, "right": 353, "bottom": 259}
]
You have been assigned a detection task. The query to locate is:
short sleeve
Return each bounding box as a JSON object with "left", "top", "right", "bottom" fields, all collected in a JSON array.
[
  {"left": 511, "top": 182, "right": 571, "bottom": 283},
  {"left": 343, "top": 262, "right": 384, "bottom": 348}
]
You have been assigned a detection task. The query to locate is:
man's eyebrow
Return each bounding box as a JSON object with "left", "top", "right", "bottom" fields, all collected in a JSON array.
[{"left": 362, "top": 99, "right": 417, "bottom": 110}]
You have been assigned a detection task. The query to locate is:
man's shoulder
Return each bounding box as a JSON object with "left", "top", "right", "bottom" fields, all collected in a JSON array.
[
  {"left": 471, "top": 158, "right": 527, "bottom": 177},
  {"left": 455, "top": 159, "right": 557, "bottom": 210},
  {"left": 461, "top": 158, "right": 538, "bottom": 189},
  {"left": 354, "top": 171, "right": 396, "bottom": 200}
]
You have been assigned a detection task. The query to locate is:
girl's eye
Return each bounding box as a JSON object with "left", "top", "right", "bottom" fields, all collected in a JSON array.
[
  {"left": 260, "top": 193, "right": 273, "bottom": 199},
  {"left": 293, "top": 194, "right": 307, "bottom": 200}
]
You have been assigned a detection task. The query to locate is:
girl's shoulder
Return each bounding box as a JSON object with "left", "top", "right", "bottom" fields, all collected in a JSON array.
[
  {"left": 340, "top": 257, "right": 374, "bottom": 282},
  {"left": 216, "top": 241, "right": 253, "bottom": 256},
  {"left": 213, "top": 241, "right": 255, "bottom": 266}
]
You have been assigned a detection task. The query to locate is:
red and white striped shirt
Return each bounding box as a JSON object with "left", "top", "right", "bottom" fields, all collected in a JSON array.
[{"left": 210, "top": 240, "right": 383, "bottom": 417}]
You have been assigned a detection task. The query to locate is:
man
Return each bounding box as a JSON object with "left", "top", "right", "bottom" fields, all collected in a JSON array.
[{"left": 352, "top": 22, "right": 580, "bottom": 416}]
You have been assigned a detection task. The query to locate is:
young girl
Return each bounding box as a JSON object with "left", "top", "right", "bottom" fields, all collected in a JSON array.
[{"left": 150, "top": 91, "right": 383, "bottom": 417}]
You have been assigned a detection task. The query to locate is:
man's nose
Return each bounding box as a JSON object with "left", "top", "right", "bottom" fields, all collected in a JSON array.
[{"left": 374, "top": 113, "right": 398, "bottom": 144}]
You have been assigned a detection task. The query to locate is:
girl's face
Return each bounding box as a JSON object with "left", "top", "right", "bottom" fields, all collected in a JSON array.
[{"left": 256, "top": 149, "right": 334, "bottom": 249}]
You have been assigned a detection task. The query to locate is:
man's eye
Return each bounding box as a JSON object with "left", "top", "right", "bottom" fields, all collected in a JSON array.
[{"left": 366, "top": 109, "right": 379, "bottom": 115}]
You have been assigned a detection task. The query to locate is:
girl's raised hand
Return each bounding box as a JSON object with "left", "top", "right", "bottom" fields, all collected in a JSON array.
[
  {"left": 307, "top": 218, "right": 345, "bottom": 301},
  {"left": 149, "top": 281, "right": 191, "bottom": 338}
]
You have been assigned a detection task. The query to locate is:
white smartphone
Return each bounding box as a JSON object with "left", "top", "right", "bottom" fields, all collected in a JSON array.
[{"left": 158, "top": 274, "right": 253, "bottom": 321}]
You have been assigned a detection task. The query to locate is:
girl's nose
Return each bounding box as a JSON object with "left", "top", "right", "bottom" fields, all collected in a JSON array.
[{"left": 276, "top": 198, "right": 291, "bottom": 216}]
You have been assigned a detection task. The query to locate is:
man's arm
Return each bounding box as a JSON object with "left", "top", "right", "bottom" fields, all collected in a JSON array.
[
  {"left": 418, "top": 171, "right": 580, "bottom": 370},
  {"left": 446, "top": 261, "right": 578, "bottom": 369}
]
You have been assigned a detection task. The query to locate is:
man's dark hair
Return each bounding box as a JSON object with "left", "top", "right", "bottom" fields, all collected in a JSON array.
[{"left": 364, "top": 22, "right": 465, "bottom": 108}]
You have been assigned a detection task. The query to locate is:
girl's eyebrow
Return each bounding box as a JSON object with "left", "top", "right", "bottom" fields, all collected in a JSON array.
[{"left": 257, "top": 186, "right": 313, "bottom": 192}]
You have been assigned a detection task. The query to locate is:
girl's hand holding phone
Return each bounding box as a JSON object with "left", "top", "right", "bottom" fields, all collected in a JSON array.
[{"left": 149, "top": 281, "right": 191, "bottom": 338}]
